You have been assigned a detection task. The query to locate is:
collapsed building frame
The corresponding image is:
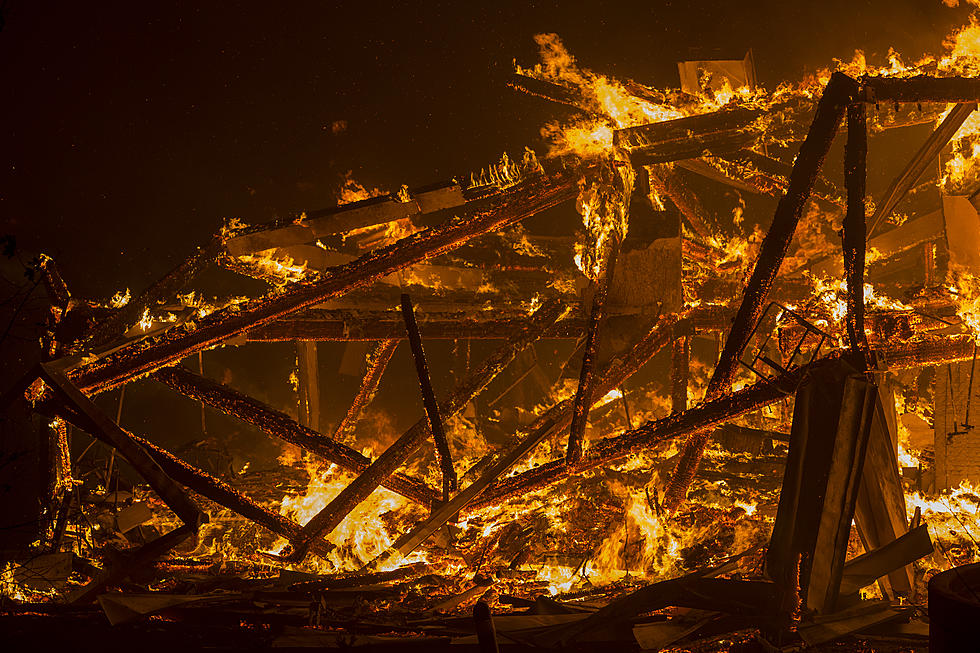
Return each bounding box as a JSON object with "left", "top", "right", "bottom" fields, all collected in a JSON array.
[{"left": 7, "top": 66, "right": 980, "bottom": 646}]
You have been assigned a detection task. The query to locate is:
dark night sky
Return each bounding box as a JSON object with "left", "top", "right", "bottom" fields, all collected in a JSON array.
[{"left": 0, "top": 0, "right": 972, "bottom": 301}]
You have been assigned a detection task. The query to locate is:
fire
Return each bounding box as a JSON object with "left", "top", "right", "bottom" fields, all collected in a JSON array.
[
  {"left": 271, "top": 459, "right": 426, "bottom": 572},
  {"left": 236, "top": 248, "right": 310, "bottom": 284}
]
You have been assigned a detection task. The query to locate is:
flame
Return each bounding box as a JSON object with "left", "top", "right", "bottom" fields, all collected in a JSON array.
[{"left": 237, "top": 249, "right": 310, "bottom": 284}]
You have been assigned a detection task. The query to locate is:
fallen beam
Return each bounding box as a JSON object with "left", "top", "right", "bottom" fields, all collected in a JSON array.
[
  {"left": 151, "top": 365, "right": 440, "bottom": 507},
  {"left": 68, "top": 169, "right": 582, "bottom": 395},
  {"left": 662, "top": 72, "right": 859, "bottom": 511},
  {"left": 401, "top": 293, "right": 457, "bottom": 500}
]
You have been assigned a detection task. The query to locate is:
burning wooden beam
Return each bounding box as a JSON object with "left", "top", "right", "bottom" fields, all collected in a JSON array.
[
  {"left": 646, "top": 164, "right": 719, "bottom": 239},
  {"left": 506, "top": 73, "right": 594, "bottom": 115},
  {"left": 85, "top": 238, "right": 223, "bottom": 349},
  {"left": 662, "top": 72, "right": 860, "bottom": 512},
  {"left": 875, "top": 333, "right": 977, "bottom": 369},
  {"left": 843, "top": 102, "right": 869, "bottom": 355},
  {"left": 867, "top": 101, "right": 975, "bottom": 236},
  {"left": 295, "top": 341, "right": 321, "bottom": 432},
  {"left": 332, "top": 338, "right": 399, "bottom": 444},
  {"left": 151, "top": 365, "right": 440, "bottom": 507},
  {"left": 37, "top": 255, "right": 71, "bottom": 311},
  {"left": 401, "top": 293, "right": 457, "bottom": 500},
  {"left": 284, "top": 299, "right": 568, "bottom": 561},
  {"left": 129, "top": 432, "right": 333, "bottom": 558},
  {"left": 67, "top": 169, "right": 583, "bottom": 395},
  {"left": 566, "top": 244, "right": 618, "bottom": 464}
]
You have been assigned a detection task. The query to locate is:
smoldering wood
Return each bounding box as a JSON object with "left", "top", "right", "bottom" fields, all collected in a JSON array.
[
  {"left": 862, "top": 75, "right": 980, "bottom": 104},
  {"left": 68, "top": 524, "right": 196, "bottom": 605},
  {"left": 401, "top": 293, "right": 457, "bottom": 500},
  {"left": 471, "top": 353, "right": 835, "bottom": 511},
  {"left": 40, "top": 363, "right": 205, "bottom": 530},
  {"left": 662, "top": 72, "right": 860, "bottom": 512},
  {"left": 151, "top": 365, "right": 440, "bottom": 507},
  {"left": 285, "top": 299, "right": 568, "bottom": 561},
  {"left": 876, "top": 333, "right": 977, "bottom": 369},
  {"left": 85, "top": 238, "right": 223, "bottom": 349},
  {"left": 868, "top": 101, "right": 976, "bottom": 236},
  {"left": 67, "top": 169, "right": 584, "bottom": 396},
  {"left": 288, "top": 561, "right": 431, "bottom": 593},
  {"left": 332, "top": 338, "right": 399, "bottom": 444},
  {"left": 567, "top": 244, "right": 619, "bottom": 464},
  {"left": 843, "top": 102, "right": 869, "bottom": 354}
]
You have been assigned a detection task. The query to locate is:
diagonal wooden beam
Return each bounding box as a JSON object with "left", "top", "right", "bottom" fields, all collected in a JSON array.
[
  {"left": 151, "top": 365, "right": 440, "bottom": 507},
  {"left": 661, "top": 72, "right": 860, "bottom": 512},
  {"left": 401, "top": 293, "right": 456, "bottom": 501},
  {"left": 868, "top": 102, "right": 975, "bottom": 236},
  {"left": 332, "top": 338, "right": 399, "bottom": 444}
]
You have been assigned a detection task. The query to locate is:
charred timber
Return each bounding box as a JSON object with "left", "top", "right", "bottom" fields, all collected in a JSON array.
[
  {"left": 862, "top": 75, "right": 980, "bottom": 104},
  {"left": 85, "top": 238, "right": 223, "bottom": 349},
  {"left": 471, "top": 354, "right": 835, "bottom": 510},
  {"left": 843, "top": 102, "right": 869, "bottom": 355},
  {"left": 566, "top": 244, "right": 618, "bottom": 464},
  {"left": 332, "top": 338, "right": 399, "bottom": 444},
  {"left": 68, "top": 170, "right": 583, "bottom": 395},
  {"left": 401, "top": 294, "right": 457, "bottom": 500},
  {"left": 37, "top": 255, "right": 71, "bottom": 310},
  {"left": 285, "top": 300, "right": 568, "bottom": 561},
  {"left": 130, "top": 433, "right": 332, "bottom": 558},
  {"left": 671, "top": 328, "right": 691, "bottom": 414},
  {"left": 662, "top": 72, "right": 859, "bottom": 512},
  {"left": 151, "top": 365, "right": 440, "bottom": 507}
]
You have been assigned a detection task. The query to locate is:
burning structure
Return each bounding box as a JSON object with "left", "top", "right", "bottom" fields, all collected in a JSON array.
[{"left": 8, "top": 16, "right": 980, "bottom": 653}]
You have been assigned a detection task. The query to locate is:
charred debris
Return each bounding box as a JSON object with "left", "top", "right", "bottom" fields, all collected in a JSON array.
[{"left": 7, "top": 42, "right": 980, "bottom": 652}]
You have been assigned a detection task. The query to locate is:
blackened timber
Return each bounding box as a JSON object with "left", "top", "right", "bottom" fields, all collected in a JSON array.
[
  {"left": 844, "top": 102, "right": 869, "bottom": 354},
  {"left": 862, "top": 75, "right": 980, "bottom": 104},
  {"left": 332, "top": 339, "right": 398, "bottom": 444},
  {"left": 566, "top": 245, "right": 618, "bottom": 464},
  {"left": 615, "top": 107, "right": 763, "bottom": 150},
  {"left": 151, "top": 365, "right": 440, "bottom": 507},
  {"left": 285, "top": 300, "right": 568, "bottom": 561},
  {"left": 471, "top": 354, "right": 837, "bottom": 511},
  {"left": 662, "top": 72, "right": 859, "bottom": 512},
  {"left": 68, "top": 170, "right": 582, "bottom": 395},
  {"left": 401, "top": 294, "right": 456, "bottom": 500},
  {"left": 671, "top": 328, "right": 691, "bottom": 414},
  {"left": 131, "top": 432, "right": 333, "bottom": 558},
  {"left": 868, "top": 102, "right": 976, "bottom": 236},
  {"left": 85, "top": 238, "right": 223, "bottom": 349},
  {"left": 40, "top": 363, "right": 205, "bottom": 530}
]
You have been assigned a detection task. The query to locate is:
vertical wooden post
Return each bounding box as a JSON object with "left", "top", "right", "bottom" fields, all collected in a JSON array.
[
  {"left": 671, "top": 329, "right": 691, "bottom": 414},
  {"left": 295, "top": 341, "right": 321, "bottom": 432},
  {"left": 843, "top": 102, "right": 869, "bottom": 356}
]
